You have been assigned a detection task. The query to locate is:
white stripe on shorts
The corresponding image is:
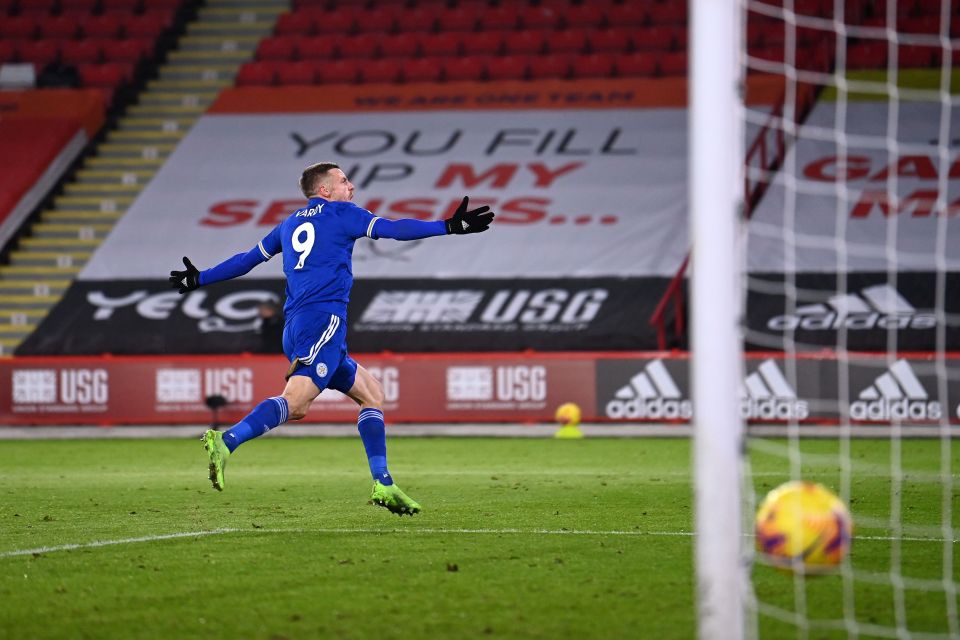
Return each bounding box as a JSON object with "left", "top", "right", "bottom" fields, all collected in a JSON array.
[{"left": 302, "top": 315, "right": 340, "bottom": 366}]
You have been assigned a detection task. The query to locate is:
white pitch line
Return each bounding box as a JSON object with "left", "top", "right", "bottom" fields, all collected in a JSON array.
[
  {"left": 0, "top": 528, "right": 242, "bottom": 558},
  {"left": 1, "top": 527, "right": 956, "bottom": 559}
]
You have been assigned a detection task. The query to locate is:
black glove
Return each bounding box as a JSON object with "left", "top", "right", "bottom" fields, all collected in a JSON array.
[
  {"left": 169, "top": 256, "right": 200, "bottom": 294},
  {"left": 444, "top": 196, "right": 495, "bottom": 234}
]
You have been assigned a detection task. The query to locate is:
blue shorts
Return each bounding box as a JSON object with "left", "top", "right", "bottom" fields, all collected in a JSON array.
[{"left": 282, "top": 312, "right": 357, "bottom": 394}]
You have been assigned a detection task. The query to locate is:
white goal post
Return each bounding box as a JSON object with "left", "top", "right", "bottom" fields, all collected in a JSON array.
[{"left": 690, "top": 1, "right": 747, "bottom": 639}]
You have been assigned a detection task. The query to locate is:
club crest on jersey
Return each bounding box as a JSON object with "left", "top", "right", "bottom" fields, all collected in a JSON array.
[{"left": 316, "top": 363, "right": 328, "bottom": 378}]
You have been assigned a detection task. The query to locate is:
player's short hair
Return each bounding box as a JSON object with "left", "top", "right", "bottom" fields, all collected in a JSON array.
[{"left": 299, "top": 162, "right": 341, "bottom": 198}]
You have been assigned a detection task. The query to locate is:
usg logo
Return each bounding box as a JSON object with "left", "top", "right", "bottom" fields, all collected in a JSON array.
[
  {"left": 359, "top": 288, "right": 606, "bottom": 326},
  {"left": 767, "top": 284, "right": 936, "bottom": 331},
  {"left": 741, "top": 359, "right": 809, "bottom": 420},
  {"left": 605, "top": 359, "right": 692, "bottom": 420},
  {"left": 849, "top": 359, "right": 941, "bottom": 421}
]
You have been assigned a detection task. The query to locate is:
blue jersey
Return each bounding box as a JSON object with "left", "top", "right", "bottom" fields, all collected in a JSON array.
[
  {"left": 198, "top": 197, "right": 445, "bottom": 324},
  {"left": 258, "top": 197, "right": 378, "bottom": 321}
]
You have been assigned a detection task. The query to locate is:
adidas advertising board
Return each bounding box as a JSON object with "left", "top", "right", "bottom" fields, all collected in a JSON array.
[
  {"left": 847, "top": 359, "right": 942, "bottom": 421},
  {"left": 746, "top": 272, "right": 960, "bottom": 351},
  {"left": 740, "top": 359, "right": 810, "bottom": 420},
  {"left": 596, "top": 358, "right": 693, "bottom": 420}
]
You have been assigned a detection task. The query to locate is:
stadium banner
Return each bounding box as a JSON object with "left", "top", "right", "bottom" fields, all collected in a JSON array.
[
  {"left": 16, "top": 277, "right": 664, "bottom": 355},
  {"left": 207, "top": 76, "right": 786, "bottom": 114},
  {"left": 79, "top": 106, "right": 690, "bottom": 281},
  {"left": 747, "top": 100, "right": 960, "bottom": 273},
  {"left": 744, "top": 272, "right": 960, "bottom": 352},
  {"left": 3, "top": 352, "right": 960, "bottom": 426}
]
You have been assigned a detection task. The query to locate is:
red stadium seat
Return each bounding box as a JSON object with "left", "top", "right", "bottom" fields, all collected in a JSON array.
[
  {"left": 616, "top": 52, "right": 657, "bottom": 78},
  {"left": 401, "top": 7, "right": 437, "bottom": 32},
  {"left": 141, "top": 8, "right": 176, "bottom": 28},
  {"left": 277, "top": 61, "right": 316, "bottom": 85},
  {"left": 418, "top": 33, "right": 460, "bottom": 57},
  {"left": 571, "top": 53, "right": 615, "bottom": 79},
  {"left": 16, "top": 39, "right": 59, "bottom": 66},
  {"left": 257, "top": 36, "right": 296, "bottom": 61},
  {"left": 647, "top": 3, "right": 687, "bottom": 25},
  {"left": 314, "top": 10, "right": 356, "bottom": 35},
  {"left": 443, "top": 56, "right": 485, "bottom": 82},
  {"left": 101, "top": 0, "right": 143, "bottom": 12},
  {"left": 462, "top": 31, "right": 502, "bottom": 56},
  {"left": 528, "top": 54, "right": 572, "bottom": 80},
  {"left": 145, "top": 0, "right": 182, "bottom": 9},
  {"left": 60, "top": 0, "right": 99, "bottom": 11},
  {"left": 61, "top": 39, "right": 104, "bottom": 65},
  {"left": 0, "top": 41, "right": 14, "bottom": 64},
  {"left": 39, "top": 15, "right": 79, "bottom": 39},
  {"left": 546, "top": 29, "right": 588, "bottom": 55},
  {"left": 16, "top": 0, "right": 56, "bottom": 14},
  {"left": 902, "top": 15, "right": 943, "bottom": 34},
  {"left": 899, "top": 44, "right": 937, "bottom": 67},
  {"left": 436, "top": 6, "right": 480, "bottom": 32},
  {"left": 319, "top": 58, "right": 359, "bottom": 84},
  {"left": 749, "top": 45, "right": 785, "bottom": 72},
  {"left": 354, "top": 6, "right": 399, "bottom": 33},
  {"left": 589, "top": 28, "right": 632, "bottom": 54},
  {"left": 380, "top": 33, "right": 418, "bottom": 59},
  {"left": 846, "top": 42, "right": 887, "bottom": 69},
  {"left": 102, "top": 38, "right": 152, "bottom": 64},
  {"left": 658, "top": 51, "right": 687, "bottom": 76},
  {"left": 0, "top": 16, "right": 37, "bottom": 39},
  {"left": 404, "top": 56, "right": 443, "bottom": 83},
  {"left": 504, "top": 30, "right": 546, "bottom": 55},
  {"left": 632, "top": 27, "right": 675, "bottom": 52},
  {"left": 479, "top": 6, "right": 518, "bottom": 31},
  {"left": 520, "top": 6, "right": 561, "bottom": 30},
  {"left": 673, "top": 27, "right": 688, "bottom": 52},
  {"left": 361, "top": 58, "right": 401, "bottom": 83},
  {"left": 123, "top": 14, "right": 169, "bottom": 38},
  {"left": 296, "top": 36, "right": 337, "bottom": 60},
  {"left": 81, "top": 14, "right": 123, "bottom": 38},
  {"left": 338, "top": 33, "right": 381, "bottom": 59},
  {"left": 236, "top": 61, "right": 276, "bottom": 86},
  {"left": 486, "top": 54, "right": 527, "bottom": 81},
  {"left": 562, "top": 4, "right": 605, "bottom": 29},
  {"left": 607, "top": 4, "right": 647, "bottom": 27},
  {"left": 78, "top": 62, "right": 129, "bottom": 88},
  {"left": 275, "top": 12, "right": 313, "bottom": 36}
]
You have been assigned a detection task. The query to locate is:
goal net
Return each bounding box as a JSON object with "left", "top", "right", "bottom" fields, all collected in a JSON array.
[{"left": 693, "top": 0, "right": 960, "bottom": 638}]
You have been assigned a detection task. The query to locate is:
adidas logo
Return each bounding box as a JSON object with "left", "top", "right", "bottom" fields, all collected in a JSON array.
[
  {"left": 849, "top": 359, "right": 942, "bottom": 421},
  {"left": 767, "top": 284, "right": 936, "bottom": 331},
  {"left": 741, "top": 359, "right": 809, "bottom": 420},
  {"left": 605, "top": 359, "right": 692, "bottom": 420}
]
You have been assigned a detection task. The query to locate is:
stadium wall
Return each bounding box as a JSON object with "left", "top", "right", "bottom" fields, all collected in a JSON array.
[{"left": 2, "top": 351, "right": 958, "bottom": 426}]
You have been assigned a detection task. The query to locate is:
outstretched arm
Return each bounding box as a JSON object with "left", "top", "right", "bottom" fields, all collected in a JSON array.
[
  {"left": 370, "top": 197, "right": 495, "bottom": 240},
  {"left": 168, "top": 227, "right": 281, "bottom": 294}
]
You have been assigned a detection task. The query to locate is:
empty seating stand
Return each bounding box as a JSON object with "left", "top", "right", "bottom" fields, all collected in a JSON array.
[
  {"left": 239, "top": 0, "right": 695, "bottom": 87},
  {"left": 0, "top": 0, "right": 184, "bottom": 108}
]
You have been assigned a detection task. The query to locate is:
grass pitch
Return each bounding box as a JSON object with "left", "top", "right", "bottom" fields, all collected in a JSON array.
[{"left": 0, "top": 436, "right": 956, "bottom": 639}]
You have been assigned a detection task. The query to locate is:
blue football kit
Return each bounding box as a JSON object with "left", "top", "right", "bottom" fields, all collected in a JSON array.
[
  {"left": 199, "top": 197, "right": 446, "bottom": 392},
  {"left": 174, "top": 190, "right": 494, "bottom": 507}
]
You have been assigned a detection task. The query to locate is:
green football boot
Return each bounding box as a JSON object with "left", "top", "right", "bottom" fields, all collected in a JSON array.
[
  {"left": 201, "top": 429, "right": 230, "bottom": 491},
  {"left": 369, "top": 480, "right": 421, "bottom": 516}
]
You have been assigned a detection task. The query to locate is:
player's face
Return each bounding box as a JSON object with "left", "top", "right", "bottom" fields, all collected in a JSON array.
[{"left": 322, "top": 169, "right": 354, "bottom": 201}]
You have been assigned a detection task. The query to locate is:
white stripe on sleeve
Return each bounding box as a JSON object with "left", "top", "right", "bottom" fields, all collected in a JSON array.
[{"left": 366, "top": 217, "right": 381, "bottom": 238}]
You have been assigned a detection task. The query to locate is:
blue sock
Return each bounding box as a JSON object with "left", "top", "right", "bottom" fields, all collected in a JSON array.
[
  {"left": 357, "top": 407, "right": 392, "bottom": 485},
  {"left": 222, "top": 396, "right": 289, "bottom": 452}
]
